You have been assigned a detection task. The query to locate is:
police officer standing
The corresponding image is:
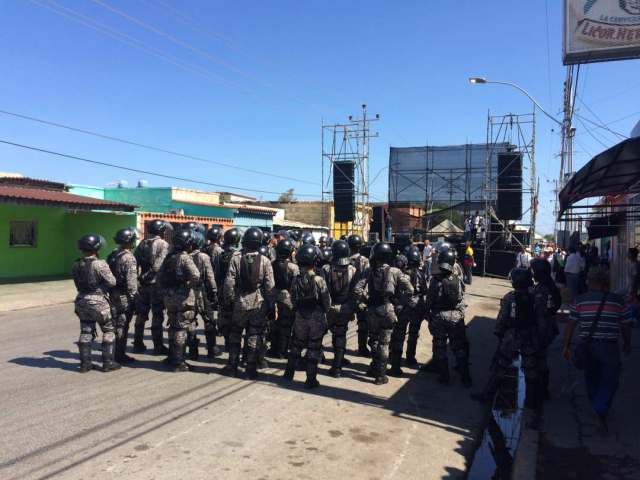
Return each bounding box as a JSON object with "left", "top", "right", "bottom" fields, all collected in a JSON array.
[
  {"left": 107, "top": 228, "right": 139, "bottom": 365},
  {"left": 134, "top": 219, "right": 171, "bottom": 354},
  {"left": 347, "top": 234, "right": 371, "bottom": 357},
  {"left": 158, "top": 228, "right": 201, "bottom": 372},
  {"left": 323, "top": 239, "right": 357, "bottom": 378},
  {"left": 215, "top": 228, "right": 242, "bottom": 352},
  {"left": 270, "top": 238, "right": 299, "bottom": 358},
  {"left": 354, "top": 242, "right": 414, "bottom": 385},
  {"left": 403, "top": 248, "right": 428, "bottom": 368},
  {"left": 531, "top": 258, "right": 561, "bottom": 399},
  {"left": 428, "top": 249, "right": 472, "bottom": 387},
  {"left": 190, "top": 230, "right": 219, "bottom": 360},
  {"left": 222, "top": 227, "right": 274, "bottom": 379},
  {"left": 72, "top": 234, "right": 118, "bottom": 372},
  {"left": 204, "top": 226, "right": 224, "bottom": 268},
  {"left": 284, "top": 245, "right": 331, "bottom": 389}
]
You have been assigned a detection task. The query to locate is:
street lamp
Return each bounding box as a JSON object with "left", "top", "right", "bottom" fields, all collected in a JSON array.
[{"left": 468, "top": 76, "right": 562, "bottom": 127}]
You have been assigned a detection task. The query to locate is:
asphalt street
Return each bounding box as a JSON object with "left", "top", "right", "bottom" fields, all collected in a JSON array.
[{"left": 0, "top": 277, "right": 508, "bottom": 480}]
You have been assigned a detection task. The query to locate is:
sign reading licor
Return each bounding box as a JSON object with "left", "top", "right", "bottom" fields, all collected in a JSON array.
[{"left": 564, "top": 0, "right": 640, "bottom": 64}]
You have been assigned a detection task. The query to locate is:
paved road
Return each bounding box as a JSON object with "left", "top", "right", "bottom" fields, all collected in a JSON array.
[{"left": 0, "top": 277, "right": 509, "bottom": 480}]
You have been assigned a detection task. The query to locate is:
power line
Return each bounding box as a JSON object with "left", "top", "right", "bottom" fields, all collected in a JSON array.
[
  {"left": 574, "top": 112, "right": 628, "bottom": 140},
  {"left": 575, "top": 115, "right": 609, "bottom": 150},
  {"left": 576, "top": 96, "right": 626, "bottom": 139},
  {"left": 0, "top": 108, "right": 318, "bottom": 185},
  {"left": 0, "top": 138, "right": 320, "bottom": 197},
  {"left": 544, "top": 0, "right": 553, "bottom": 113}
]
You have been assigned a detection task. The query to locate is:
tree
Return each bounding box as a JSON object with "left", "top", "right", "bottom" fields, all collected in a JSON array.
[
  {"left": 543, "top": 234, "right": 555, "bottom": 242},
  {"left": 278, "top": 188, "right": 296, "bottom": 202}
]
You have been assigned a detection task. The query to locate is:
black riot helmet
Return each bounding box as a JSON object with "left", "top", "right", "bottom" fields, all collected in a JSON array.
[
  {"left": 173, "top": 228, "right": 195, "bottom": 252},
  {"left": 148, "top": 219, "right": 170, "bottom": 236},
  {"left": 317, "top": 247, "right": 332, "bottom": 267},
  {"left": 511, "top": 267, "right": 533, "bottom": 290},
  {"left": 347, "top": 234, "right": 364, "bottom": 252},
  {"left": 437, "top": 249, "right": 456, "bottom": 273},
  {"left": 405, "top": 248, "right": 422, "bottom": 267},
  {"left": 275, "top": 229, "right": 290, "bottom": 240},
  {"left": 395, "top": 254, "right": 408, "bottom": 270},
  {"left": 262, "top": 231, "right": 273, "bottom": 246},
  {"left": 326, "top": 237, "right": 334, "bottom": 247},
  {"left": 78, "top": 234, "right": 105, "bottom": 253},
  {"left": 223, "top": 228, "right": 241, "bottom": 248},
  {"left": 319, "top": 235, "right": 328, "bottom": 247},
  {"left": 371, "top": 242, "right": 394, "bottom": 265},
  {"left": 301, "top": 232, "right": 316, "bottom": 246},
  {"left": 331, "top": 239, "right": 351, "bottom": 266},
  {"left": 193, "top": 231, "right": 205, "bottom": 250},
  {"left": 182, "top": 221, "right": 205, "bottom": 234},
  {"left": 242, "top": 227, "right": 264, "bottom": 252},
  {"left": 288, "top": 230, "right": 301, "bottom": 242},
  {"left": 530, "top": 258, "right": 551, "bottom": 282},
  {"left": 113, "top": 227, "right": 139, "bottom": 246},
  {"left": 296, "top": 245, "right": 318, "bottom": 268},
  {"left": 258, "top": 245, "right": 270, "bottom": 257},
  {"left": 206, "top": 226, "right": 223, "bottom": 243},
  {"left": 275, "top": 238, "right": 295, "bottom": 259}
]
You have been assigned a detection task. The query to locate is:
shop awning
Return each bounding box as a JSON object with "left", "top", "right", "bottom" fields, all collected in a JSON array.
[
  {"left": 558, "top": 137, "right": 640, "bottom": 219},
  {"left": 587, "top": 212, "right": 625, "bottom": 240}
]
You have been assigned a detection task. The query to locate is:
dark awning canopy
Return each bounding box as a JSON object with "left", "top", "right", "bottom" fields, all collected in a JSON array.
[
  {"left": 587, "top": 212, "right": 625, "bottom": 240},
  {"left": 558, "top": 136, "right": 640, "bottom": 220}
]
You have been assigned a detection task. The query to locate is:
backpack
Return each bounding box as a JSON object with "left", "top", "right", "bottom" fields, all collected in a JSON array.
[
  {"left": 438, "top": 274, "right": 462, "bottom": 309},
  {"left": 239, "top": 254, "right": 261, "bottom": 294}
]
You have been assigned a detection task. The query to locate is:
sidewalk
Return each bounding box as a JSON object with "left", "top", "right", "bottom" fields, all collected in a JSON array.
[
  {"left": 537, "top": 323, "right": 640, "bottom": 479},
  {"left": 0, "top": 279, "right": 76, "bottom": 313}
]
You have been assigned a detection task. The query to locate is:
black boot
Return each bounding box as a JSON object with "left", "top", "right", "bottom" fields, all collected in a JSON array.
[
  {"left": 284, "top": 354, "right": 297, "bottom": 381},
  {"left": 152, "top": 328, "right": 169, "bottom": 355},
  {"left": 357, "top": 330, "right": 371, "bottom": 357},
  {"left": 419, "top": 358, "right": 439, "bottom": 374},
  {"left": 459, "top": 362, "right": 472, "bottom": 388},
  {"left": 222, "top": 345, "right": 240, "bottom": 377},
  {"left": 78, "top": 342, "right": 93, "bottom": 373},
  {"left": 437, "top": 358, "right": 450, "bottom": 385},
  {"left": 102, "top": 341, "right": 121, "bottom": 372},
  {"left": 132, "top": 322, "right": 146, "bottom": 353},
  {"left": 188, "top": 332, "right": 199, "bottom": 361},
  {"left": 304, "top": 358, "right": 320, "bottom": 389},
  {"left": 205, "top": 330, "right": 222, "bottom": 360},
  {"left": 115, "top": 335, "right": 135, "bottom": 364},
  {"left": 329, "top": 348, "right": 345, "bottom": 378},
  {"left": 365, "top": 360, "right": 377, "bottom": 378},
  {"left": 387, "top": 351, "right": 403, "bottom": 377},
  {"left": 257, "top": 341, "right": 269, "bottom": 370},
  {"left": 405, "top": 340, "right": 418, "bottom": 367},
  {"left": 169, "top": 338, "right": 189, "bottom": 372}
]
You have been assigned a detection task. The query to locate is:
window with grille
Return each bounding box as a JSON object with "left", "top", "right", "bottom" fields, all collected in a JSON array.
[{"left": 9, "top": 220, "right": 37, "bottom": 247}]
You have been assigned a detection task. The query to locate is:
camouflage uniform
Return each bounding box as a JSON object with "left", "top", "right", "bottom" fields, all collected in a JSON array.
[
  {"left": 391, "top": 265, "right": 427, "bottom": 371},
  {"left": 215, "top": 248, "right": 241, "bottom": 351},
  {"left": 72, "top": 256, "right": 117, "bottom": 371},
  {"left": 322, "top": 262, "right": 357, "bottom": 376},
  {"left": 350, "top": 253, "right": 370, "bottom": 355},
  {"left": 158, "top": 250, "right": 200, "bottom": 370},
  {"left": 223, "top": 251, "right": 274, "bottom": 377},
  {"left": 354, "top": 264, "right": 414, "bottom": 384},
  {"left": 204, "top": 242, "right": 223, "bottom": 270},
  {"left": 532, "top": 281, "right": 561, "bottom": 397},
  {"left": 107, "top": 248, "right": 138, "bottom": 363},
  {"left": 271, "top": 258, "right": 300, "bottom": 357},
  {"left": 190, "top": 248, "right": 218, "bottom": 359},
  {"left": 286, "top": 270, "right": 331, "bottom": 387},
  {"left": 428, "top": 270, "right": 470, "bottom": 384},
  {"left": 134, "top": 236, "right": 170, "bottom": 352}
]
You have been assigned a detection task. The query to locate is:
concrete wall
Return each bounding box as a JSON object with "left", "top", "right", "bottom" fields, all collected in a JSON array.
[
  {"left": 253, "top": 201, "right": 331, "bottom": 226},
  {"left": 172, "top": 188, "right": 221, "bottom": 205},
  {"left": 233, "top": 212, "right": 273, "bottom": 230}
]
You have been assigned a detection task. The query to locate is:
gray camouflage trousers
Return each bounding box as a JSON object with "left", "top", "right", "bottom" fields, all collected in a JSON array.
[
  {"left": 431, "top": 311, "right": 468, "bottom": 364},
  {"left": 230, "top": 308, "right": 267, "bottom": 368},
  {"left": 290, "top": 311, "right": 327, "bottom": 361},
  {"left": 76, "top": 297, "right": 115, "bottom": 345},
  {"left": 136, "top": 283, "right": 165, "bottom": 333},
  {"left": 111, "top": 293, "right": 134, "bottom": 343},
  {"left": 366, "top": 304, "right": 396, "bottom": 377},
  {"left": 327, "top": 307, "right": 353, "bottom": 352}
]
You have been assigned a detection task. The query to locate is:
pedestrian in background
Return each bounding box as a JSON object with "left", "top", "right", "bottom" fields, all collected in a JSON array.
[
  {"left": 516, "top": 246, "right": 531, "bottom": 269},
  {"left": 562, "top": 266, "right": 632, "bottom": 433},
  {"left": 463, "top": 240, "right": 474, "bottom": 285},
  {"left": 422, "top": 238, "right": 434, "bottom": 280},
  {"left": 564, "top": 246, "right": 584, "bottom": 304}
]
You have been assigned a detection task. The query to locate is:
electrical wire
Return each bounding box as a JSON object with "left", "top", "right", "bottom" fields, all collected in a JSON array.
[
  {"left": 0, "top": 139, "right": 320, "bottom": 197},
  {"left": 544, "top": 0, "right": 554, "bottom": 113},
  {"left": 576, "top": 96, "right": 627, "bottom": 139},
  {"left": 574, "top": 112, "right": 628, "bottom": 140},
  {"left": 0, "top": 108, "right": 318, "bottom": 185},
  {"left": 575, "top": 115, "right": 610, "bottom": 150}
]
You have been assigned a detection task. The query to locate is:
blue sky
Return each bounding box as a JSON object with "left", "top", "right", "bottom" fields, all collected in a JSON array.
[{"left": 1, "top": 0, "right": 639, "bottom": 234}]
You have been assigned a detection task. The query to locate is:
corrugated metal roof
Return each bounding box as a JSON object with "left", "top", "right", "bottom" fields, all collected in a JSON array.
[
  {"left": 0, "top": 176, "right": 66, "bottom": 191},
  {"left": 0, "top": 185, "right": 137, "bottom": 211},
  {"left": 222, "top": 202, "right": 278, "bottom": 215}
]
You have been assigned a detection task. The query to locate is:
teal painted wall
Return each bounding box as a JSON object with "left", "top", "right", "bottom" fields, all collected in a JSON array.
[
  {"left": 0, "top": 203, "right": 135, "bottom": 281},
  {"left": 69, "top": 185, "right": 105, "bottom": 199},
  {"left": 171, "top": 201, "right": 234, "bottom": 218},
  {"left": 104, "top": 187, "right": 174, "bottom": 212},
  {"left": 233, "top": 213, "right": 273, "bottom": 229},
  {"left": 0, "top": 204, "right": 67, "bottom": 280}
]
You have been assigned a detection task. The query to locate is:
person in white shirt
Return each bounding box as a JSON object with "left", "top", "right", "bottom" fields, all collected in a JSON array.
[
  {"left": 515, "top": 246, "right": 531, "bottom": 269},
  {"left": 422, "top": 239, "right": 434, "bottom": 279},
  {"left": 564, "top": 246, "right": 585, "bottom": 303}
]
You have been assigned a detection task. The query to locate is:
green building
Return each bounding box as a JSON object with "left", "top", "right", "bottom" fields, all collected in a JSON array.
[{"left": 0, "top": 177, "right": 136, "bottom": 281}]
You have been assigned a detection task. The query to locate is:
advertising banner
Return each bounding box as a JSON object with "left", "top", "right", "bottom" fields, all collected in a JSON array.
[{"left": 564, "top": 0, "right": 640, "bottom": 64}]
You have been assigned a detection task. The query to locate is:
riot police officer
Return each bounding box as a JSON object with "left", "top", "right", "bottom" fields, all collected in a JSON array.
[
  {"left": 107, "top": 227, "right": 139, "bottom": 365},
  {"left": 134, "top": 219, "right": 171, "bottom": 354},
  {"left": 158, "top": 228, "right": 201, "bottom": 372},
  {"left": 354, "top": 242, "right": 414, "bottom": 385},
  {"left": 190, "top": 230, "right": 219, "bottom": 360},
  {"left": 270, "top": 238, "right": 299, "bottom": 358},
  {"left": 403, "top": 247, "right": 428, "bottom": 368},
  {"left": 428, "top": 249, "right": 471, "bottom": 387},
  {"left": 323, "top": 239, "right": 357, "bottom": 378},
  {"left": 72, "top": 234, "right": 118, "bottom": 372},
  {"left": 348, "top": 234, "right": 371, "bottom": 356},
  {"left": 301, "top": 232, "right": 316, "bottom": 246},
  {"left": 215, "top": 228, "right": 242, "bottom": 352},
  {"left": 531, "top": 258, "right": 561, "bottom": 399},
  {"left": 222, "top": 227, "right": 274, "bottom": 379},
  {"left": 204, "top": 226, "right": 224, "bottom": 268},
  {"left": 284, "top": 245, "right": 331, "bottom": 389}
]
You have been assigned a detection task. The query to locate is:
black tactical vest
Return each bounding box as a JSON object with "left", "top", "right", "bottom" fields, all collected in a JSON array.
[
  {"left": 137, "top": 238, "right": 155, "bottom": 272},
  {"left": 273, "top": 259, "right": 292, "bottom": 290},
  {"left": 435, "top": 274, "right": 461, "bottom": 310},
  {"left": 369, "top": 266, "right": 391, "bottom": 307},
  {"left": 511, "top": 291, "right": 536, "bottom": 329},
  {"left": 239, "top": 254, "right": 261, "bottom": 294},
  {"left": 160, "top": 253, "right": 182, "bottom": 289},
  {"left": 107, "top": 249, "right": 127, "bottom": 290},
  {"left": 216, "top": 250, "right": 235, "bottom": 285},
  {"left": 329, "top": 266, "right": 351, "bottom": 305},
  {"left": 296, "top": 273, "right": 319, "bottom": 315},
  {"left": 75, "top": 257, "right": 100, "bottom": 294}
]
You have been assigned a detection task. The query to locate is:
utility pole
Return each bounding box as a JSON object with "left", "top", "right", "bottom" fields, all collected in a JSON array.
[{"left": 558, "top": 65, "right": 578, "bottom": 244}]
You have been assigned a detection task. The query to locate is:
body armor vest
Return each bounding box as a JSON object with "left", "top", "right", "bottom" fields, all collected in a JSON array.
[
  {"left": 137, "top": 238, "right": 156, "bottom": 273},
  {"left": 216, "top": 250, "right": 235, "bottom": 285},
  {"left": 329, "top": 266, "right": 351, "bottom": 305},
  {"left": 76, "top": 257, "right": 101, "bottom": 294},
  {"left": 510, "top": 291, "right": 536, "bottom": 329},
  {"left": 273, "top": 259, "right": 292, "bottom": 290},
  {"left": 239, "top": 254, "right": 261, "bottom": 294},
  {"left": 297, "top": 273, "right": 319, "bottom": 314},
  {"left": 160, "top": 253, "right": 183, "bottom": 289},
  {"left": 107, "top": 250, "right": 128, "bottom": 291},
  {"left": 369, "top": 266, "right": 391, "bottom": 307},
  {"left": 434, "top": 274, "right": 461, "bottom": 310}
]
